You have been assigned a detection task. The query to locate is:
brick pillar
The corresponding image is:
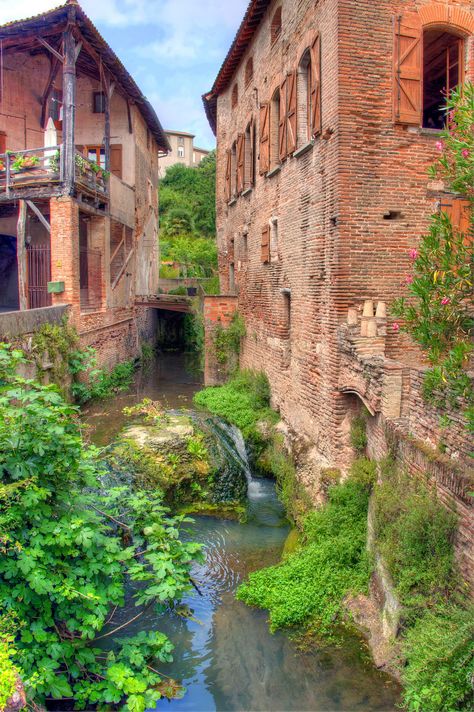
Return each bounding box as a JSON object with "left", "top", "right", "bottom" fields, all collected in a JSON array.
[
  {"left": 50, "top": 197, "right": 80, "bottom": 322},
  {"left": 204, "top": 295, "right": 239, "bottom": 385}
]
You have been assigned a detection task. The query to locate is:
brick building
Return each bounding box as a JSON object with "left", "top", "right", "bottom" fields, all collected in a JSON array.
[
  {"left": 204, "top": 0, "right": 473, "bottom": 585},
  {"left": 0, "top": 0, "right": 169, "bottom": 365}
]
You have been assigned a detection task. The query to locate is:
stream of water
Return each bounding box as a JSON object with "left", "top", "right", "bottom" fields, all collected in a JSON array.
[{"left": 86, "top": 352, "right": 401, "bottom": 712}]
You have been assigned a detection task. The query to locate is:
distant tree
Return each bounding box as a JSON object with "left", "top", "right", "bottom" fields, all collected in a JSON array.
[{"left": 162, "top": 207, "right": 195, "bottom": 237}]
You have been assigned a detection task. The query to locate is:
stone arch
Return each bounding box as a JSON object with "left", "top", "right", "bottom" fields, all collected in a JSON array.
[
  {"left": 340, "top": 386, "right": 377, "bottom": 416},
  {"left": 418, "top": 4, "right": 474, "bottom": 37}
]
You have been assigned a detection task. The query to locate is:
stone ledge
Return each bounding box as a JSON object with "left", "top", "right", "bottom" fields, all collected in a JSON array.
[
  {"left": 0, "top": 304, "right": 71, "bottom": 339},
  {"left": 293, "top": 139, "right": 314, "bottom": 158},
  {"left": 266, "top": 165, "right": 281, "bottom": 179}
]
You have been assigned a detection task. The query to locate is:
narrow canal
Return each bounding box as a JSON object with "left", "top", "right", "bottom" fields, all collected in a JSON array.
[{"left": 85, "top": 352, "right": 400, "bottom": 712}]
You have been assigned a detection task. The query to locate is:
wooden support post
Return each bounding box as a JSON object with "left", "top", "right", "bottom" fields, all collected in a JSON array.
[
  {"left": 103, "top": 72, "right": 111, "bottom": 172},
  {"left": 26, "top": 200, "right": 51, "bottom": 233},
  {"left": 62, "top": 22, "right": 76, "bottom": 194},
  {"left": 17, "top": 200, "right": 28, "bottom": 311}
]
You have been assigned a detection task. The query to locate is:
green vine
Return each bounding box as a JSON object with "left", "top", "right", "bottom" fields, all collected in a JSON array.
[{"left": 212, "top": 312, "right": 246, "bottom": 366}]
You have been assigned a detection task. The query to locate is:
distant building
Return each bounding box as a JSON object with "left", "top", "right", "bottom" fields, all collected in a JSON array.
[{"left": 159, "top": 130, "right": 210, "bottom": 177}]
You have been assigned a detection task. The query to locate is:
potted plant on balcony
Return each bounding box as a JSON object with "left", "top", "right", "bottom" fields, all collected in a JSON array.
[{"left": 12, "top": 155, "right": 40, "bottom": 172}]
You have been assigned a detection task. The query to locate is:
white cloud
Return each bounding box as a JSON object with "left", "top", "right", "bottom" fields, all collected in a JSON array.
[{"left": 0, "top": 0, "right": 60, "bottom": 24}]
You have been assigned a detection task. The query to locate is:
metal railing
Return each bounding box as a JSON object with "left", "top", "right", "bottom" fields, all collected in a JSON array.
[
  {"left": 0, "top": 146, "right": 62, "bottom": 195},
  {"left": 26, "top": 244, "right": 52, "bottom": 309}
]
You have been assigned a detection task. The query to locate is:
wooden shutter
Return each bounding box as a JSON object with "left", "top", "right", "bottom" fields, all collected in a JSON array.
[
  {"left": 0, "top": 132, "right": 6, "bottom": 155},
  {"left": 441, "top": 197, "right": 472, "bottom": 244},
  {"left": 225, "top": 148, "right": 232, "bottom": 200},
  {"left": 286, "top": 70, "right": 297, "bottom": 154},
  {"left": 279, "top": 77, "right": 287, "bottom": 162},
  {"left": 393, "top": 14, "right": 422, "bottom": 125},
  {"left": 110, "top": 144, "right": 123, "bottom": 179},
  {"left": 250, "top": 119, "right": 256, "bottom": 186},
  {"left": 310, "top": 33, "right": 322, "bottom": 136},
  {"left": 237, "top": 133, "right": 245, "bottom": 194},
  {"left": 259, "top": 102, "right": 270, "bottom": 174},
  {"left": 261, "top": 224, "right": 270, "bottom": 263}
]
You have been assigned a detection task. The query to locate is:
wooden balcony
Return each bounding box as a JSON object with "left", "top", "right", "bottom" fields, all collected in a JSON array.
[{"left": 0, "top": 146, "right": 109, "bottom": 203}]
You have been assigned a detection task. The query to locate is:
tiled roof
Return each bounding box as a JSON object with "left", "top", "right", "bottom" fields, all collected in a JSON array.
[
  {"left": 203, "top": 0, "right": 272, "bottom": 134},
  {"left": 0, "top": 1, "right": 170, "bottom": 152}
]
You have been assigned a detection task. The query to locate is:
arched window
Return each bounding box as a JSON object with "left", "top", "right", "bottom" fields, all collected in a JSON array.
[
  {"left": 270, "top": 87, "right": 280, "bottom": 169},
  {"left": 423, "top": 29, "right": 463, "bottom": 128},
  {"left": 245, "top": 57, "right": 254, "bottom": 87},
  {"left": 271, "top": 6, "right": 282, "bottom": 44},
  {"left": 231, "top": 83, "right": 238, "bottom": 109},
  {"left": 298, "top": 49, "right": 311, "bottom": 143}
]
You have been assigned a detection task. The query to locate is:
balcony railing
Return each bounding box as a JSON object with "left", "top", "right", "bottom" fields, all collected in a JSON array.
[
  {"left": 0, "top": 146, "right": 62, "bottom": 195},
  {"left": 0, "top": 146, "right": 109, "bottom": 198}
]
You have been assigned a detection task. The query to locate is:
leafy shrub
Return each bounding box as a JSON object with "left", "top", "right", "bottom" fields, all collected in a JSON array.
[
  {"left": 212, "top": 312, "right": 246, "bottom": 366},
  {"left": 0, "top": 344, "right": 202, "bottom": 710},
  {"left": 236, "top": 461, "right": 373, "bottom": 634},
  {"left": 350, "top": 414, "right": 367, "bottom": 453},
  {"left": 402, "top": 604, "right": 474, "bottom": 712},
  {"left": 348, "top": 457, "right": 377, "bottom": 490},
  {"left": 70, "top": 351, "right": 135, "bottom": 404},
  {"left": 372, "top": 464, "right": 457, "bottom": 613},
  {"left": 0, "top": 638, "right": 21, "bottom": 711},
  {"left": 159, "top": 264, "right": 180, "bottom": 279}
]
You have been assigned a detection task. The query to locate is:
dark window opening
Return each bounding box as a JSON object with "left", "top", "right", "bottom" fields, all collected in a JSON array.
[
  {"left": 271, "top": 6, "right": 282, "bottom": 44},
  {"left": 93, "top": 91, "right": 106, "bottom": 114},
  {"left": 423, "top": 30, "right": 463, "bottom": 129},
  {"left": 229, "top": 262, "right": 235, "bottom": 293},
  {"left": 245, "top": 57, "right": 254, "bottom": 87},
  {"left": 270, "top": 88, "right": 281, "bottom": 169},
  {"left": 232, "top": 83, "right": 239, "bottom": 108},
  {"left": 298, "top": 49, "right": 312, "bottom": 143}
]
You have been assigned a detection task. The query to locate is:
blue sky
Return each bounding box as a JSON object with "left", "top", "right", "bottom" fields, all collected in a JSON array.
[{"left": 0, "top": 0, "right": 249, "bottom": 148}]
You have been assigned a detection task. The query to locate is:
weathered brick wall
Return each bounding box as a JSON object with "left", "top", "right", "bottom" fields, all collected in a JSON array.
[{"left": 204, "top": 296, "right": 238, "bottom": 385}]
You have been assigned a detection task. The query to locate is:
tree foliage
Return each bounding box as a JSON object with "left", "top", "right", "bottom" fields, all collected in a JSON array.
[{"left": 0, "top": 344, "right": 202, "bottom": 711}]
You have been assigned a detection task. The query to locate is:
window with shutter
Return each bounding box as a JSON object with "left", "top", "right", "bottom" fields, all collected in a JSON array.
[
  {"left": 261, "top": 224, "right": 270, "bottom": 263},
  {"left": 0, "top": 132, "right": 6, "bottom": 155},
  {"left": 259, "top": 102, "right": 270, "bottom": 174},
  {"left": 286, "top": 70, "right": 297, "bottom": 154},
  {"left": 244, "top": 120, "right": 254, "bottom": 190},
  {"left": 310, "top": 34, "right": 321, "bottom": 136},
  {"left": 440, "top": 197, "right": 472, "bottom": 243},
  {"left": 110, "top": 144, "right": 122, "bottom": 180},
  {"left": 225, "top": 148, "right": 232, "bottom": 201},
  {"left": 393, "top": 14, "right": 422, "bottom": 125},
  {"left": 237, "top": 133, "right": 245, "bottom": 194},
  {"left": 279, "top": 78, "right": 287, "bottom": 162}
]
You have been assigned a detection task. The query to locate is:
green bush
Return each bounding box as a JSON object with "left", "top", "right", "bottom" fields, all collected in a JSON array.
[
  {"left": 236, "top": 461, "right": 373, "bottom": 634},
  {"left": 70, "top": 351, "right": 135, "bottom": 404},
  {"left": 402, "top": 603, "right": 474, "bottom": 712},
  {"left": 372, "top": 464, "right": 457, "bottom": 613},
  {"left": 350, "top": 414, "right": 367, "bottom": 453}
]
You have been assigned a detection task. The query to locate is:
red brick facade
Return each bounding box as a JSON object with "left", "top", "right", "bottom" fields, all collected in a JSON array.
[{"left": 205, "top": 0, "right": 473, "bottom": 585}]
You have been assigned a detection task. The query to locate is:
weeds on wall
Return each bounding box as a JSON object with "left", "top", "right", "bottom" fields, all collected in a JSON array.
[
  {"left": 350, "top": 413, "right": 368, "bottom": 453},
  {"left": 211, "top": 312, "right": 246, "bottom": 367}
]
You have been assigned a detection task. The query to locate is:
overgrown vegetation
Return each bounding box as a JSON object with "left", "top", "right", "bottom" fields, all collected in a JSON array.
[
  {"left": 0, "top": 344, "right": 202, "bottom": 711},
  {"left": 372, "top": 459, "right": 473, "bottom": 711},
  {"left": 236, "top": 458, "right": 376, "bottom": 633},
  {"left": 350, "top": 412, "right": 368, "bottom": 453},
  {"left": 211, "top": 312, "right": 246, "bottom": 368},
  {"left": 391, "top": 84, "right": 474, "bottom": 433}
]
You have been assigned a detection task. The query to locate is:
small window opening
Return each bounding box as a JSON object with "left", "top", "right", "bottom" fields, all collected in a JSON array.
[
  {"left": 245, "top": 57, "right": 254, "bottom": 87},
  {"left": 270, "top": 216, "right": 278, "bottom": 260},
  {"left": 270, "top": 88, "right": 280, "bottom": 169},
  {"left": 229, "top": 262, "right": 235, "bottom": 293},
  {"left": 281, "top": 289, "right": 291, "bottom": 339},
  {"left": 241, "top": 232, "right": 248, "bottom": 260},
  {"left": 244, "top": 121, "right": 254, "bottom": 189},
  {"left": 177, "top": 145, "right": 185, "bottom": 158},
  {"left": 423, "top": 30, "right": 463, "bottom": 129},
  {"left": 298, "top": 49, "right": 312, "bottom": 143},
  {"left": 231, "top": 141, "right": 237, "bottom": 197},
  {"left": 271, "top": 6, "right": 282, "bottom": 44},
  {"left": 93, "top": 91, "right": 106, "bottom": 114},
  {"left": 383, "top": 210, "right": 403, "bottom": 220},
  {"left": 232, "top": 83, "right": 239, "bottom": 108}
]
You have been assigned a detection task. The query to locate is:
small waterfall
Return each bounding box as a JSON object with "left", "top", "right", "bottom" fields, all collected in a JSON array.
[{"left": 205, "top": 417, "right": 266, "bottom": 500}]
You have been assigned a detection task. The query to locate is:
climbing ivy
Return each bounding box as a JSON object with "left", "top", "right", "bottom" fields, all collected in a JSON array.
[{"left": 0, "top": 343, "right": 203, "bottom": 711}]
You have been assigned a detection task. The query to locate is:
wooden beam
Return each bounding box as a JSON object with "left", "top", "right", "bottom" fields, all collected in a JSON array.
[
  {"left": 62, "top": 26, "right": 76, "bottom": 193},
  {"left": 103, "top": 69, "right": 111, "bottom": 172},
  {"left": 74, "top": 40, "right": 82, "bottom": 62},
  {"left": 17, "top": 200, "right": 28, "bottom": 311},
  {"left": 37, "top": 36, "right": 64, "bottom": 63},
  {"left": 26, "top": 200, "right": 51, "bottom": 233},
  {"left": 126, "top": 100, "right": 133, "bottom": 134},
  {"left": 40, "top": 56, "right": 61, "bottom": 128}
]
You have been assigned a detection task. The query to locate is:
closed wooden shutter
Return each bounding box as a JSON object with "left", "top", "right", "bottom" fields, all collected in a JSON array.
[
  {"left": 225, "top": 148, "right": 232, "bottom": 201},
  {"left": 259, "top": 102, "right": 270, "bottom": 174},
  {"left": 237, "top": 133, "right": 245, "bottom": 194},
  {"left": 0, "top": 132, "right": 6, "bottom": 155},
  {"left": 286, "top": 70, "right": 297, "bottom": 154},
  {"left": 110, "top": 144, "right": 123, "bottom": 179},
  {"left": 261, "top": 224, "right": 270, "bottom": 263},
  {"left": 393, "top": 14, "right": 422, "bottom": 125},
  {"left": 310, "top": 33, "right": 321, "bottom": 136},
  {"left": 250, "top": 118, "right": 255, "bottom": 186},
  {"left": 441, "top": 196, "right": 472, "bottom": 244},
  {"left": 279, "top": 77, "right": 287, "bottom": 162}
]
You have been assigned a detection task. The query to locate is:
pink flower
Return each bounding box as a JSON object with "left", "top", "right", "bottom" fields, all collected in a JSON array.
[
  {"left": 405, "top": 275, "right": 414, "bottom": 285},
  {"left": 409, "top": 248, "right": 418, "bottom": 260},
  {"left": 441, "top": 297, "right": 450, "bottom": 305},
  {"left": 461, "top": 149, "right": 470, "bottom": 159},
  {"left": 435, "top": 140, "right": 444, "bottom": 152},
  {"left": 392, "top": 323, "right": 400, "bottom": 332}
]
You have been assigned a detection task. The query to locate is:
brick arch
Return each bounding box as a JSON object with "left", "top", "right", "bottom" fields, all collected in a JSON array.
[
  {"left": 419, "top": 4, "right": 474, "bottom": 36},
  {"left": 340, "top": 387, "right": 377, "bottom": 416}
]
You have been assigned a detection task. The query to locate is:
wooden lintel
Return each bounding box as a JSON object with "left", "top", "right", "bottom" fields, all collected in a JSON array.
[
  {"left": 17, "top": 201, "right": 28, "bottom": 311},
  {"left": 38, "top": 36, "right": 64, "bottom": 63},
  {"left": 26, "top": 200, "right": 51, "bottom": 233}
]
